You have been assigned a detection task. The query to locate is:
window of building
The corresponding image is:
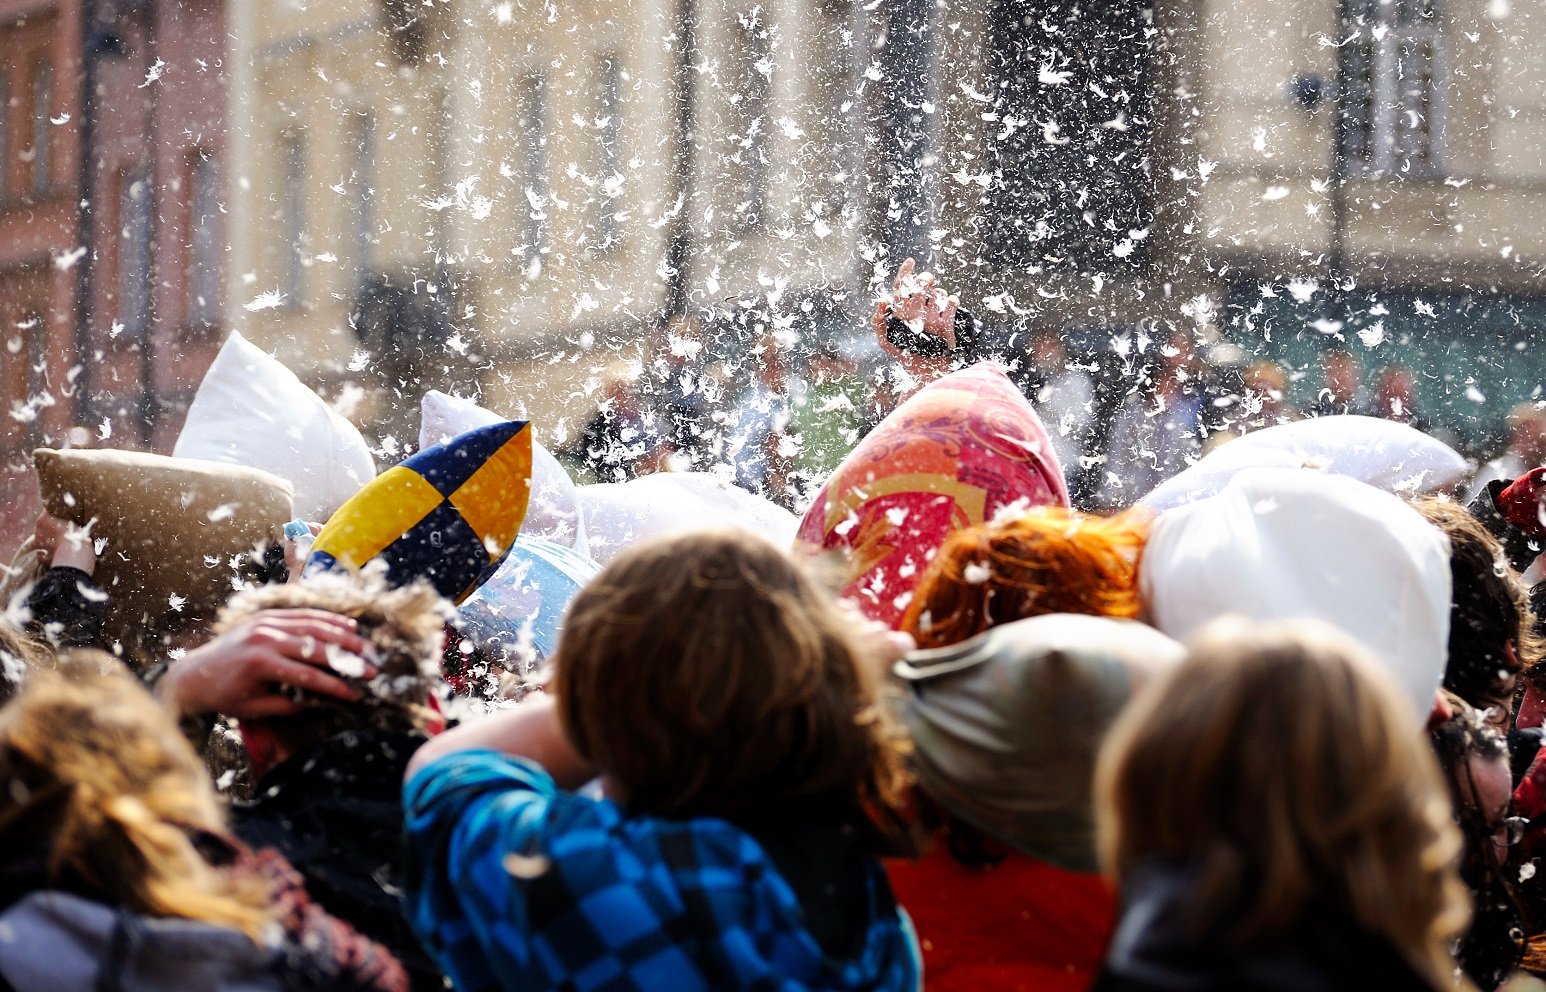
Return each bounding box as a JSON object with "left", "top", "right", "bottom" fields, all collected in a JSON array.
[
  {"left": 23, "top": 308, "right": 49, "bottom": 449},
  {"left": 1342, "top": 0, "right": 1445, "bottom": 177},
  {"left": 514, "top": 73, "right": 548, "bottom": 259},
  {"left": 188, "top": 150, "right": 222, "bottom": 330},
  {"left": 279, "top": 132, "right": 306, "bottom": 305},
  {"left": 119, "top": 168, "right": 153, "bottom": 337},
  {"left": 346, "top": 111, "right": 376, "bottom": 294},
  {"left": 593, "top": 53, "right": 623, "bottom": 250},
  {"left": 30, "top": 60, "right": 51, "bottom": 198},
  {"left": 729, "top": 9, "right": 772, "bottom": 229},
  {"left": 812, "top": 0, "right": 859, "bottom": 211}
]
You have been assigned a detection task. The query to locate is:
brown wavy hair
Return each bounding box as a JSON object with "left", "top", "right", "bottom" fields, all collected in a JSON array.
[
  {"left": 0, "top": 656, "right": 273, "bottom": 939},
  {"left": 1096, "top": 620, "right": 1472, "bottom": 989},
  {"left": 552, "top": 530, "right": 916, "bottom": 855},
  {"left": 901, "top": 506, "right": 1150, "bottom": 649}
]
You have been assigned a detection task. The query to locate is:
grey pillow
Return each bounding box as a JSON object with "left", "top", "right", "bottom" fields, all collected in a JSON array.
[{"left": 894, "top": 613, "right": 1182, "bottom": 872}]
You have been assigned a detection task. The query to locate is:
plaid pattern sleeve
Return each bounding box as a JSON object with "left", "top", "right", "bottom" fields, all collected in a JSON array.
[{"left": 402, "top": 750, "right": 922, "bottom": 992}]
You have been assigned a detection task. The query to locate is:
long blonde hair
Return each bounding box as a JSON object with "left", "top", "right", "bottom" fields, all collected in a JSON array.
[
  {"left": 0, "top": 656, "right": 272, "bottom": 940},
  {"left": 1095, "top": 620, "right": 1471, "bottom": 988}
]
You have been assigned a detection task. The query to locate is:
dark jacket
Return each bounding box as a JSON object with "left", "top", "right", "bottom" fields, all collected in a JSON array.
[
  {"left": 23, "top": 566, "right": 106, "bottom": 651},
  {"left": 1093, "top": 859, "right": 1439, "bottom": 992},
  {"left": 232, "top": 729, "right": 441, "bottom": 992}
]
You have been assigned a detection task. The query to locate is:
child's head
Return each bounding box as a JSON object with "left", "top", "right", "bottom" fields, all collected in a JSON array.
[
  {"left": 216, "top": 571, "right": 450, "bottom": 755},
  {"left": 902, "top": 506, "right": 1150, "bottom": 649},
  {"left": 0, "top": 656, "right": 271, "bottom": 937},
  {"left": 552, "top": 530, "right": 912, "bottom": 848}
]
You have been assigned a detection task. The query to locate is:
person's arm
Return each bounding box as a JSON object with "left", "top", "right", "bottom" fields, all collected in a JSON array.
[
  {"left": 873, "top": 257, "right": 959, "bottom": 388},
  {"left": 405, "top": 692, "right": 597, "bottom": 790},
  {"left": 24, "top": 514, "right": 106, "bottom": 650}
]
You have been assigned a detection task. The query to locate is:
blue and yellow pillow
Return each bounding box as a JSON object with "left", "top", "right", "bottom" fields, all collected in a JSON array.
[{"left": 304, "top": 421, "right": 533, "bottom": 603}]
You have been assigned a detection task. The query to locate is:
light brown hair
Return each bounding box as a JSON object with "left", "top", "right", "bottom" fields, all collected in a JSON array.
[
  {"left": 0, "top": 657, "right": 272, "bottom": 939},
  {"left": 901, "top": 506, "right": 1149, "bottom": 649},
  {"left": 0, "top": 619, "right": 51, "bottom": 705},
  {"left": 216, "top": 571, "right": 449, "bottom": 751},
  {"left": 551, "top": 530, "right": 915, "bottom": 854},
  {"left": 1095, "top": 620, "right": 1471, "bottom": 988}
]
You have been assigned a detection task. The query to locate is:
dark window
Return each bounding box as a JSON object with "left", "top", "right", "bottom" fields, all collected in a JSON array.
[
  {"left": 594, "top": 54, "right": 623, "bottom": 250},
  {"left": 279, "top": 132, "right": 305, "bottom": 304},
  {"left": 347, "top": 112, "right": 376, "bottom": 293},
  {"left": 514, "top": 74, "right": 548, "bottom": 259},
  {"left": 119, "top": 168, "right": 152, "bottom": 337},
  {"left": 729, "top": 9, "right": 772, "bottom": 230},
  {"left": 188, "top": 151, "right": 222, "bottom": 329},
  {"left": 1341, "top": 0, "right": 1444, "bottom": 177},
  {"left": 30, "top": 60, "right": 51, "bottom": 198}
]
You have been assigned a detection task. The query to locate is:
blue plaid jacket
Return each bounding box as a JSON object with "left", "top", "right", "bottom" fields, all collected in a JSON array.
[{"left": 403, "top": 751, "right": 922, "bottom": 992}]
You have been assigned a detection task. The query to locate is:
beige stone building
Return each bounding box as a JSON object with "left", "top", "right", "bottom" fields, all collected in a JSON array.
[{"left": 224, "top": 0, "right": 876, "bottom": 448}]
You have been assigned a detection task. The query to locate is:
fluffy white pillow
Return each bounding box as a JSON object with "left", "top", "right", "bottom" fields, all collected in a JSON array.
[
  {"left": 173, "top": 332, "right": 376, "bottom": 521},
  {"left": 419, "top": 390, "right": 585, "bottom": 553},
  {"left": 1142, "top": 467, "right": 1451, "bottom": 723}
]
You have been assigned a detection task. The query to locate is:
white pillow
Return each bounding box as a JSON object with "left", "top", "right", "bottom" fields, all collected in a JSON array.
[
  {"left": 577, "top": 472, "right": 799, "bottom": 565},
  {"left": 1141, "top": 415, "right": 1467, "bottom": 512},
  {"left": 173, "top": 332, "right": 376, "bottom": 522},
  {"left": 419, "top": 390, "right": 586, "bottom": 554},
  {"left": 1141, "top": 467, "right": 1451, "bottom": 723}
]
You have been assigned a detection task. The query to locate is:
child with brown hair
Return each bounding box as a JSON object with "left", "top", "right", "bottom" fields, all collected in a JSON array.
[{"left": 401, "top": 529, "right": 922, "bottom": 991}]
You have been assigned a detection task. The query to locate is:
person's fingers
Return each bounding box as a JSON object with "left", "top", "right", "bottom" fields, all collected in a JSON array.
[
  {"left": 894, "top": 257, "right": 916, "bottom": 289},
  {"left": 248, "top": 614, "right": 371, "bottom": 657},
  {"left": 254, "top": 655, "right": 364, "bottom": 703},
  {"left": 874, "top": 302, "right": 906, "bottom": 363}
]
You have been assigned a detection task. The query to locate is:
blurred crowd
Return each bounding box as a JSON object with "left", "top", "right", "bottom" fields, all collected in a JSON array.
[{"left": 566, "top": 309, "right": 1530, "bottom": 519}]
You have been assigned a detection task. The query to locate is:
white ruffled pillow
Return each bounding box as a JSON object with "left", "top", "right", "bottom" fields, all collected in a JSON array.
[
  {"left": 1142, "top": 467, "right": 1451, "bottom": 723},
  {"left": 577, "top": 472, "right": 798, "bottom": 565},
  {"left": 173, "top": 332, "right": 375, "bottom": 521},
  {"left": 1140, "top": 415, "right": 1467, "bottom": 513}
]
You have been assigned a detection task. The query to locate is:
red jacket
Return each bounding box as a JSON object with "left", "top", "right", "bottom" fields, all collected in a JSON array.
[{"left": 887, "top": 845, "right": 1114, "bottom": 992}]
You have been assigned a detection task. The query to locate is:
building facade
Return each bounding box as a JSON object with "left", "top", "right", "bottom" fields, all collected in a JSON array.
[{"left": 0, "top": 0, "right": 226, "bottom": 548}]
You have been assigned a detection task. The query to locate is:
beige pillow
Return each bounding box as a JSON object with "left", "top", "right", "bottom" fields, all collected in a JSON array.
[{"left": 34, "top": 448, "right": 294, "bottom": 663}]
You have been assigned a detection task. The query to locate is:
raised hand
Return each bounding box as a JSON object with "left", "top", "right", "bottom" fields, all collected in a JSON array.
[{"left": 158, "top": 608, "right": 378, "bottom": 720}]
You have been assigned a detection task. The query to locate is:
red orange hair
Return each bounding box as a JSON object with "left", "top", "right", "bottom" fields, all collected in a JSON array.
[{"left": 901, "top": 506, "right": 1151, "bottom": 649}]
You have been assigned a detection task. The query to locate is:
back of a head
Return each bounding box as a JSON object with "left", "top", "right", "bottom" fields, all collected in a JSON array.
[
  {"left": 0, "top": 658, "right": 268, "bottom": 937},
  {"left": 217, "top": 572, "right": 449, "bottom": 752},
  {"left": 0, "top": 621, "right": 50, "bottom": 705},
  {"left": 553, "top": 530, "right": 911, "bottom": 849},
  {"left": 902, "top": 506, "right": 1149, "bottom": 649},
  {"left": 1095, "top": 619, "right": 1468, "bottom": 985},
  {"left": 1412, "top": 496, "right": 1540, "bottom": 718}
]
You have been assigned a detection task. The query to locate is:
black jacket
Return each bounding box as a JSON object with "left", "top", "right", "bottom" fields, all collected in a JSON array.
[
  {"left": 1093, "top": 859, "right": 1439, "bottom": 992},
  {"left": 232, "top": 728, "right": 441, "bottom": 991}
]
